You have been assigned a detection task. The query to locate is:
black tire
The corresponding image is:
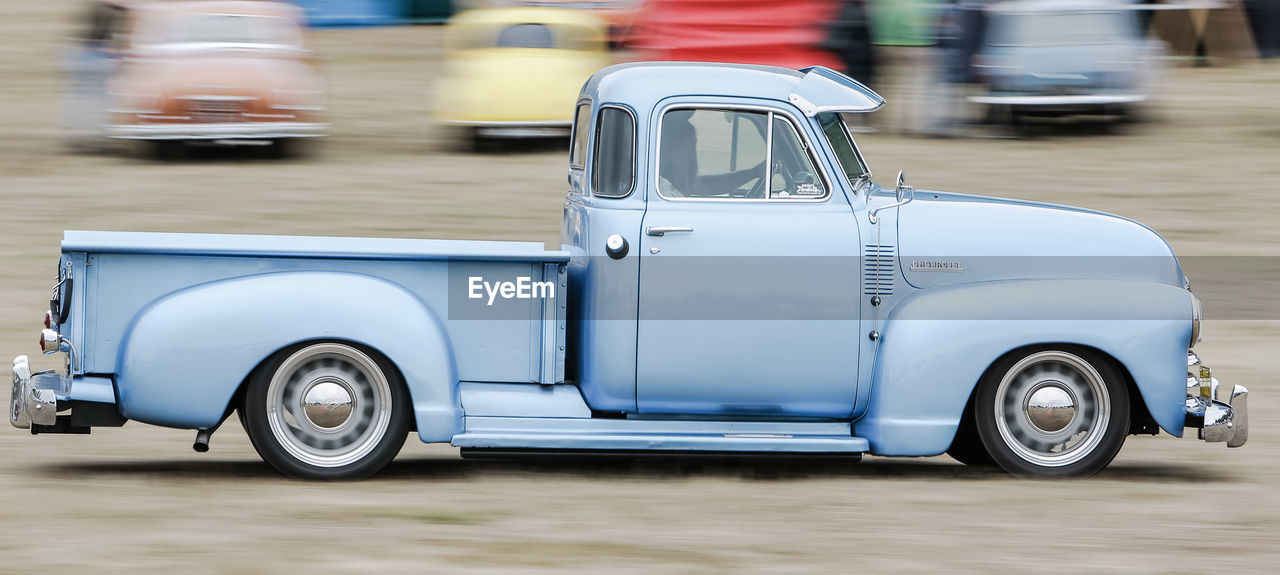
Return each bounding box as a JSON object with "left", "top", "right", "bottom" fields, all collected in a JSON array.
[
  {"left": 974, "top": 346, "right": 1129, "bottom": 478},
  {"left": 471, "top": 130, "right": 500, "bottom": 154},
  {"left": 242, "top": 341, "right": 410, "bottom": 480},
  {"left": 152, "top": 140, "right": 185, "bottom": 161},
  {"left": 264, "top": 138, "right": 310, "bottom": 159}
]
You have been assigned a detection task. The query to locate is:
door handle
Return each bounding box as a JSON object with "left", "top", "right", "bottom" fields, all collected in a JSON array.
[{"left": 645, "top": 226, "right": 694, "bottom": 237}]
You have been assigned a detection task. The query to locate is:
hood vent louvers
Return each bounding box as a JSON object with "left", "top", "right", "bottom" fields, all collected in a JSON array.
[{"left": 863, "top": 244, "right": 896, "bottom": 296}]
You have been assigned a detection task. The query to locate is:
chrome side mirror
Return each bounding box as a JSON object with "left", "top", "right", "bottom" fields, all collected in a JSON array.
[{"left": 869, "top": 170, "right": 915, "bottom": 224}]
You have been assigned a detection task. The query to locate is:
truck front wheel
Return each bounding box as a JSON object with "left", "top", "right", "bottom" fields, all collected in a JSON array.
[
  {"left": 974, "top": 347, "right": 1129, "bottom": 478},
  {"left": 242, "top": 342, "right": 410, "bottom": 479}
]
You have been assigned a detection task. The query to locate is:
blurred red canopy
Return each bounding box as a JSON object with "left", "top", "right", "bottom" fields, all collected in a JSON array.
[{"left": 626, "top": 0, "right": 843, "bottom": 70}]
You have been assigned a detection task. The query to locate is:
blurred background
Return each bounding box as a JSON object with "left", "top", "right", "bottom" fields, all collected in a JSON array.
[
  {"left": 4, "top": 0, "right": 1280, "bottom": 572},
  {"left": 53, "top": 0, "right": 1280, "bottom": 154}
]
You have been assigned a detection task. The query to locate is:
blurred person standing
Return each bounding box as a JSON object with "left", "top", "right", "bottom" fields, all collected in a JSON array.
[
  {"left": 928, "top": 0, "right": 985, "bottom": 137},
  {"left": 826, "top": 0, "right": 877, "bottom": 88},
  {"left": 61, "top": 1, "right": 128, "bottom": 151},
  {"left": 824, "top": 0, "right": 878, "bottom": 132},
  {"left": 1244, "top": 0, "right": 1280, "bottom": 58},
  {"left": 868, "top": 0, "right": 940, "bottom": 135}
]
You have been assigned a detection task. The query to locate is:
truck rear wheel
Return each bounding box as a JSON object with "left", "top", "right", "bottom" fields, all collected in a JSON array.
[
  {"left": 974, "top": 347, "right": 1129, "bottom": 478},
  {"left": 242, "top": 342, "right": 410, "bottom": 479}
]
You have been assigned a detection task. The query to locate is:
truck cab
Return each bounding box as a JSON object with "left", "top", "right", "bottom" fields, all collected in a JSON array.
[{"left": 562, "top": 63, "right": 888, "bottom": 421}]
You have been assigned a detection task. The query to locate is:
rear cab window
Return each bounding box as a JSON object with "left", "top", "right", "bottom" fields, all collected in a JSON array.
[
  {"left": 592, "top": 106, "right": 635, "bottom": 198},
  {"left": 495, "top": 23, "right": 553, "bottom": 48}
]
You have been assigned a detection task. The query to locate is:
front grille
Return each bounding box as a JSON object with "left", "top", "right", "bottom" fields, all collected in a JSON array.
[{"left": 183, "top": 98, "right": 249, "bottom": 123}]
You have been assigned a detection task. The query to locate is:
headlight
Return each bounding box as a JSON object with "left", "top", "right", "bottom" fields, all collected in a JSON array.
[{"left": 1190, "top": 292, "right": 1202, "bottom": 346}]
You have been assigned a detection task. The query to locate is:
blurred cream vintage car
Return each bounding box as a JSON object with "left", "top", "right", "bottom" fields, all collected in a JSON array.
[
  {"left": 107, "top": 0, "right": 326, "bottom": 156},
  {"left": 434, "top": 7, "right": 612, "bottom": 146}
]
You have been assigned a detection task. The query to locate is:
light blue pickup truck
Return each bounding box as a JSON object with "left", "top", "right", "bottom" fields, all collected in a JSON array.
[{"left": 11, "top": 63, "right": 1247, "bottom": 479}]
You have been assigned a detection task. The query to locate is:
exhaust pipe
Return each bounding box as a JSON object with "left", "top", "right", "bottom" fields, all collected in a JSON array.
[{"left": 193, "top": 428, "right": 213, "bottom": 453}]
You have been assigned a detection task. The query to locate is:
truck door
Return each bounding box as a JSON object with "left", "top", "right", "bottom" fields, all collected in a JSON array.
[{"left": 636, "top": 105, "right": 862, "bottom": 418}]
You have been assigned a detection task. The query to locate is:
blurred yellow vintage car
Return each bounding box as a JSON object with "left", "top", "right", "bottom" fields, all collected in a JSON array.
[{"left": 435, "top": 7, "right": 612, "bottom": 146}]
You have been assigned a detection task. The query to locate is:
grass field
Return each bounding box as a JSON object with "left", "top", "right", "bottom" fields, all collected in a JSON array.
[{"left": 1, "top": 1, "right": 1279, "bottom": 572}]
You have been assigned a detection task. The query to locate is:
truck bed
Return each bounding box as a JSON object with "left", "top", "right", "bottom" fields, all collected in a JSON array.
[{"left": 58, "top": 230, "right": 569, "bottom": 429}]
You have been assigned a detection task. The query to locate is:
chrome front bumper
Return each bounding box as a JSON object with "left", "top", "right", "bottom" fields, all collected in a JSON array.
[
  {"left": 10, "top": 356, "right": 57, "bottom": 429},
  {"left": 443, "top": 120, "right": 571, "bottom": 139},
  {"left": 1185, "top": 351, "right": 1248, "bottom": 448},
  {"left": 969, "top": 94, "right": 1147, "bottom": 106},
  {"left": 105, "top": 121, "right": 328, "bottom": 141}
]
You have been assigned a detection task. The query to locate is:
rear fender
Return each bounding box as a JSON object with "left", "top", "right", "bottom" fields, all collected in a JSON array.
[
  {"left": 116, "top": 271, "right": 460, "bottom": 441},
  {"left": 856, "top": 279, "right": 1192, "bottom": 456}
]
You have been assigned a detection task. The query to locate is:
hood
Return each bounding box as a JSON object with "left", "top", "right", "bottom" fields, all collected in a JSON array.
[{"left": 896, "top": 190, "right": 1183, "bottom": 290}]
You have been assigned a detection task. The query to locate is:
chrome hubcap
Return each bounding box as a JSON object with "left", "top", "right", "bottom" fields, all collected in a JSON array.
[
  {"left": 302, "top": 381, "right": 354, "bottom": 429},
  {"left": 995, "top": 351, "right": 1109, "bottom": 468},
  {"left": 266, "top": 344, "right": 392, "bottom": 468},
  {"left": 1025, "top": 385, "right": 1076, "bottom": 433}
]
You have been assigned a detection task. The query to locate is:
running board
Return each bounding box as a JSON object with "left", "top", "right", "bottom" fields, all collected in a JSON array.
[
  {"left": 459, "top": 448, "right": 863, "bottom": 461},
  {"left": 451, "top": 416, "right": 868, "bottom": 454}
]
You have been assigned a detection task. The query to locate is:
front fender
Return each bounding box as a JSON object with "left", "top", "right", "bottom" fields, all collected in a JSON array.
[
  {"left": 116, "top": 271, "right": 460, "bottom": 441},
  {"left": 856, "top": 279, "right": 1192, "bottom": 456}
]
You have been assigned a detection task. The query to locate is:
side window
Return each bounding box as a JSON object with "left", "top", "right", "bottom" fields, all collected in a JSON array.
[
  {"left": 658, "top": 109, "right": 767, "bottom": 199},
  {"left": 657, "top": 107, "right": 827, "bottom": 200},
  {"left": 769, "top": 116, "right": 827, "bottom": 199},
  {"left": 817, "top": 112, "right": 869, "bottom": 189},
  {"left": 569, "top": 103, "right": 590, "bottom": 169},
  {"left": 592, "top": 106, "right": 635, "bottom": 198}
]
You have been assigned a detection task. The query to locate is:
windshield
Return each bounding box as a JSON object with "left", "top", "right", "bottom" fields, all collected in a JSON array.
[
  {"left": 135, "top": 14, "right": 302, "bottom": 48},
  {"left": 987, "top": 11, "right": 1131, "bottom": 47},
  {"left": 816, "top": 112, "right": 869, "bottom": 189}
]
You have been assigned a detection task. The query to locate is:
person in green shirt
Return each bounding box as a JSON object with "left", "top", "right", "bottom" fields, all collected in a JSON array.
[{"left": 868, "top": 0, "right": 942, "bottom": 134}]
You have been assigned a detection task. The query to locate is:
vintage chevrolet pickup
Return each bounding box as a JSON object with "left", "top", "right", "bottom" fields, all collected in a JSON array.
[{"left": 10, "top": 63, "right": 1247, "bottom": 479}]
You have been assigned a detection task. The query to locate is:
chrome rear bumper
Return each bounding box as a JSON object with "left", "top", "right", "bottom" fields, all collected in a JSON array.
[
  {"left": 1185, "top": 351, "right": 1248, "bottom": 448},
  {"left": 105, "top": 121, "right": 328, "bottom": 140},
  {"left": 10, "top": 355, "right": 56, "bottom": 429}
]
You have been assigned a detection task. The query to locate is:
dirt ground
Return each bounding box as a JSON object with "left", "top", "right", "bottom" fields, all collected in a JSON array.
[{"left": 2, "top": 1, "right": 1280, "bottom": 572}]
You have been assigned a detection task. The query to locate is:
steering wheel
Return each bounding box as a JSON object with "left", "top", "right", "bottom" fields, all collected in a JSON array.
[
  {"left": 735, "top": 161, "right": 781, "bottom": 199},
  {"left": 748, "top": 160, "right": 796, "bottom": 199},
  {"left": 740, "top": 175, "right": 767, "bottom": 199}
]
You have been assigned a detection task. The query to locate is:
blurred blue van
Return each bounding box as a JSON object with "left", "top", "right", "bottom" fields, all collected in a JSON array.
[{"left": 970, "top": 0, "right": 1165, "bottom": 121}]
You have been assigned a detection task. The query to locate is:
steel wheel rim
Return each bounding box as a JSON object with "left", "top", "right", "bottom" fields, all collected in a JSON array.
[
  {"left": 266, "top": 344, "right": 392, "bottom": 468},
  {"left": 994, "top": 351, "right": 1110, "bottom": 468}
]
